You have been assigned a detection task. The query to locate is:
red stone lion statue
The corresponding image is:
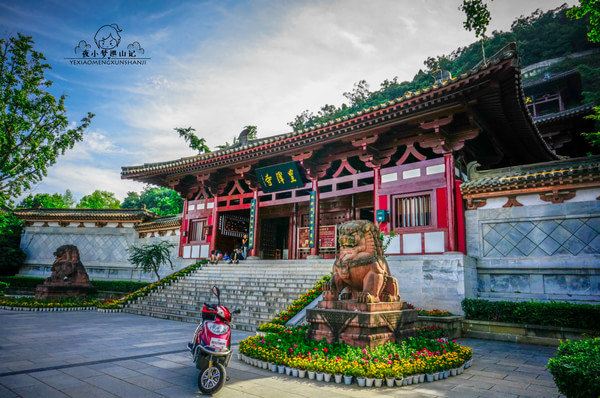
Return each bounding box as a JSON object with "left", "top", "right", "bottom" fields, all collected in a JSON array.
[
  {"left": 323, "top": 220, "right": 399, "bottom": 303},
  {"left": 45, "top": 245, "right": 91, "bottom": 285}
]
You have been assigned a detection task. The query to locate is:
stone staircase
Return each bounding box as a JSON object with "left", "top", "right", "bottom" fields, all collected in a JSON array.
[{"left": 124, "top": 260, "right": 331, "bottom": 331}]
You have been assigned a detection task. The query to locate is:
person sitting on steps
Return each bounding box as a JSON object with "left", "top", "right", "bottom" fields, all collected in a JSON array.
[{"left": 209, "top": 250, "right": 220, "bottom": 264}]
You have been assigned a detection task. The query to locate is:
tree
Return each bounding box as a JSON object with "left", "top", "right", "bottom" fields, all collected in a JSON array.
[
  {"left": 121, "top": 186, "right": 183, "bottom": 216},
  {"left": 174, "top": 127, "right": 211, "bottom": 153},
  {"left": 583, "top": 106, "right": 600, "bottom": 146},
  {"left": 567, "top": 0, "right": 600, "bottom": 43},
  {"left": 0, "top": 210, "right": 25, "bottom": 275},
  {"left": 0, "top": 34, "right": 94, "bottom": 207},
  {"left": 77, "top": 190, "right": 120, "bottom": 209},
  {"left": 459, "top": 0, "right": 493, "bottom": 65},
  {"left": 287, "top": 109, "right": 314, "bottom": 132},
  {"left": 127, "top": 241, "right": 175, "bottom": 280},
  {"left": 342, "top": 80, "right": 372, "bottom": 106},
  {"left": 18, "top": 190, "right": 74, "bottom": 208},
  {"left": 121, "top": 191, "right": 141, "bottom": 209}
]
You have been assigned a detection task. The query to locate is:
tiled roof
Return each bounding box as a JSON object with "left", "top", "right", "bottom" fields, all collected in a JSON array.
[
  {"left": 135, "top": 215, "right": 181, "bottom": 232},
  {"left": 533, "top": 103, "right": 595, "bottom": 125},
  {"left": 14, "top": 208, "right": 158, "bottom": 222},
  {"left": 461, "top": 156, "right": 600, "bottom": 195},
  {"left": 122, "top": 43, "right": 552, "bottom": 182}
]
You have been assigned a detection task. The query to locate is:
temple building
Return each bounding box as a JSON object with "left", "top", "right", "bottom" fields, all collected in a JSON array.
[
  {"left": 14, "top": 44, "right": 600, "bottom": 309},
  {"left": 121, "top": 45, "right": 557, "bottom": 261}
]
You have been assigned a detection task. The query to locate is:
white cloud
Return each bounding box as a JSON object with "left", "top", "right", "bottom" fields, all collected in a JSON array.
[
  {"left": 118, "top": 0, "right": 573, "bottom": 165},
  {"left": 33, "top": 163, "right": 146, "bottom": 201}
]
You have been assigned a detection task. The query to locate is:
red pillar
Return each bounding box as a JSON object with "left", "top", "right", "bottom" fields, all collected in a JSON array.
[
  {"left": 210, "top": 195, "right": 218, "bottom": 253},
  {"left": 310, "top": 178, "right": 320, "bottom": 257},
  {"left": 178, "top": 199, "right": 189, "bottom": 257},
  {"left": 248, "top": 189, "right": 260, "bottom": 258},
  {"left": 444, "top": 153, "right": 457, "bottom": 252},
  {"left": 373, "top": 166, "right": 381, "bottom": 227}
]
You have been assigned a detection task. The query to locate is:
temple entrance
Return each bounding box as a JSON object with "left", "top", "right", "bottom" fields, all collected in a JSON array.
[
  {"left": 260, "top": 217, "right": 289, "bottom": 259},
  {"left": 216, "top": 210, "right": 250, "bottom": 258}
]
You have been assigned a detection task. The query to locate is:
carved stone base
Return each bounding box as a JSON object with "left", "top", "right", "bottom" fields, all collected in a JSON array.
[
  {"left": 35, "top": 284, "right": 96, "bottom": 299},
  {"left": 306, "top": 301, "right": 418, "bottom": 348}
]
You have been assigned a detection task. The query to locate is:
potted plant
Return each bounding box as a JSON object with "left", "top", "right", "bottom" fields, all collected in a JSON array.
[
  {"left": 384, "top": 366, "right": 396, "bottom": 387},
  {"left": 277, "top": 364, "right": 285, "bottom": 374},
  {"left": 353, "top": 366, "right": 366, "bottom": 387},
  {"left": 343, "top": 374, "right": 353, "bottom": 385}
]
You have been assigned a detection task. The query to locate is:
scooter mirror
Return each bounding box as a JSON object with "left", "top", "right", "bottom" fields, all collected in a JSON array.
[
  {"left": 233, "top": 308, "right": 241, "bottom": 315},
  {"left": 211, "top": 285, "right": 220, "bottom": 299}
]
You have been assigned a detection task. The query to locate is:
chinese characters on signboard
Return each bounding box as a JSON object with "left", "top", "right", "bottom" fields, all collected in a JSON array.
[
  {"left": 298, "top": 225, "right": 337, "bottom": 249},
  {"left": 308, "top": 191, "right": 316, "bottom": 248},
  {"left": 248, "top": 198, "right": 257, "bottom": 249},
  {"left": 255, "top": 162, "right": 304, "bottom": 193}
]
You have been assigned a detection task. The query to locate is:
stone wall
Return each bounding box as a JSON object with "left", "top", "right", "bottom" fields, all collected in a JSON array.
[
  {"left": 465, "top": 189, "right": 600, "bottom": 302},
  {"left": 387, "top": 253, "right": 477, "bottom": 314},
  {"left": 19, "top": 223, "right": 194, "bottom": 281}
]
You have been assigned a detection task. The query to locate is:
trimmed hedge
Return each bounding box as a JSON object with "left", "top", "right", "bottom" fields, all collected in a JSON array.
[
  {"left": 547, "top": 338, "right": 600, "bottom": 398},
  {"left": 257, "top": 274, "right": 330, "bottom": 332},
  {"left": 462, "top": 298, "right": 600, "bottom": 331},
  {"left": 0, "top": 276, "right": 148, "bottom": 293}
]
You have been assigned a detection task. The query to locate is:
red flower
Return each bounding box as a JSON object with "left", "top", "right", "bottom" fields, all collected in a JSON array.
[{"left": 323, "top": 347, "right": 328, "bottom": 353}]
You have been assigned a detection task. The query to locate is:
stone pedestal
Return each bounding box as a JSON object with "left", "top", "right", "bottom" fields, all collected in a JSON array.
[
  {"left": 35, "top": 284, "right": 96, "bottom": 299},
  {"left": 306, "top": 300, "right": 418, "bottom": 348}
]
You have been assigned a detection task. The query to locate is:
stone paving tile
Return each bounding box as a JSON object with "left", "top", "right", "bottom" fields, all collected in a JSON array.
[
  {"left": 97, "top": 365, "right": 144, "bottom": 380},
  {"left": 0, "top": 311, "right": 564, "bottom": 398},
  {"left": 11, "top": 383, "right": 70, "bottom": 398},
  {"left": 60, "top": 366, "right": 104, "bottom": 379},
  {"left": 85, "top": 375, "right": 162, "bottom": 398},
  {"left": 59, "top": 383, "right": 119, "bottom": 398},
  {"left": 122, "top": 374, "right": 175, "bottom": 390}
]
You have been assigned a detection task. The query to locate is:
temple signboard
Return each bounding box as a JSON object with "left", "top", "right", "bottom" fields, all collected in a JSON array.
[
  {"left": 298, "top": 225, "right": 337, "bottom": 249},
  {"left": 255, "top": 161, "right": 304, "bottom": 193}
]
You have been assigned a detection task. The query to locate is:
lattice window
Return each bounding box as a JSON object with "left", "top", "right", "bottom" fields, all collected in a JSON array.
[{"left": 393, "top": 194, "right": 431, "bottom": 228}]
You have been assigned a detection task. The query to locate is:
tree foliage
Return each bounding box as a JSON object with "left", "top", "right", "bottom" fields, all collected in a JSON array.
[
  {"left": 567, "top": 0, "right": 600, "bottom": 43},
  {"left": 77, "top": 190, "right": 120, "bottom": 209},
  {"left": 0, "top": 34, "right": 94, "bottom": 206},
  {"left": 127, "top": 241, "right": 175, "bottom": 281},
  {"left": 174, "top": 126, "right": 211, "bottom": 153},
  {"left": 460, "top": 0, "right": 492, "bottom": 39},
  {"left": 287, "top": 5, "right": 599, "bottom": 132},
  {"left": 18, "top": 190, "right": 74, "bottom": 208},
  {"left": 0, "top": 210, "right": 25, "bottom": 275},
  {"left": 121, "top": 186, "right": 183, "bottom": 216},
  {"left": 583, "top": 106, "right": 600, "bottom": 147}
]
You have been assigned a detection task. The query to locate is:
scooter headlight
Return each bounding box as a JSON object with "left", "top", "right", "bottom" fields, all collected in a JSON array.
[{"left": 206, "top": 321, "right": 229, "bottom": 335}]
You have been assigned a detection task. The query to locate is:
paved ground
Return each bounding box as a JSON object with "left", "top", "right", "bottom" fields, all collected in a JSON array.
[{"left": 0, "top": 310, "right": 561, "bottom": 398}]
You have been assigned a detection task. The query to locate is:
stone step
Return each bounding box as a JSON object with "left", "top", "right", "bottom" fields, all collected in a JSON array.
[{"left": 127, "top": 261, "right": 325, "bottom": 331}]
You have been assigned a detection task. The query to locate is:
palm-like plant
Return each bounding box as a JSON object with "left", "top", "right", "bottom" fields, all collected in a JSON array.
[{"left": 127, "top": 241, "right": 175, "bottom": 281}]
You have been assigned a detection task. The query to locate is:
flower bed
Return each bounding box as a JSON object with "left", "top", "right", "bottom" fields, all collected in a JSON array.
[
  {"left": 547, "top": 338, "right": 600, "bottom": 398},
  {"left": 0, "top": 261, "right": 206, "bottom": 310},
  {"left": 257, "top": 275, "right": 330, "bottom": 332},
  {"left": 0, "top": 276, "right": 149, "bottom": 293},
  {"left": 239, "top": 326, "right": 472, "bottom": 387}
]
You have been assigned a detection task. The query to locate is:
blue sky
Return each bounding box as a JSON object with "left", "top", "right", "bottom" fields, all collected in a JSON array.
[{"left": 1, "top": 0, "right": 574, "bottom": 201}]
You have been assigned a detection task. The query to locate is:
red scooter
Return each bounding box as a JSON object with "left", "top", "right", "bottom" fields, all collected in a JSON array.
[{"left": 188, "top": 286, "right": 240, "bottom": 394}]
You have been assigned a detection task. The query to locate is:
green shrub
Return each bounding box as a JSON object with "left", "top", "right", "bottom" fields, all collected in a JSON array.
[
  {"left": 462, "top": 298, "right": 600, "bottom": 331},
  {"left": 547, "top": 338, "right": 600, "bottom": 398},
  {"left": 0, "top": 281, "right": 8, "bottom": 295},
  {"left": 0, "top": 210, "right": 25, "bottom": 275},
  {"left": 0, "top": 276, "right": 148, "bottom": 293}
]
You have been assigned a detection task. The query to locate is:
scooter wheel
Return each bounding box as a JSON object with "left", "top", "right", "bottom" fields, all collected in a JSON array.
[{"left": 198, "top": 363, "right": 226, "bottom": 395}]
